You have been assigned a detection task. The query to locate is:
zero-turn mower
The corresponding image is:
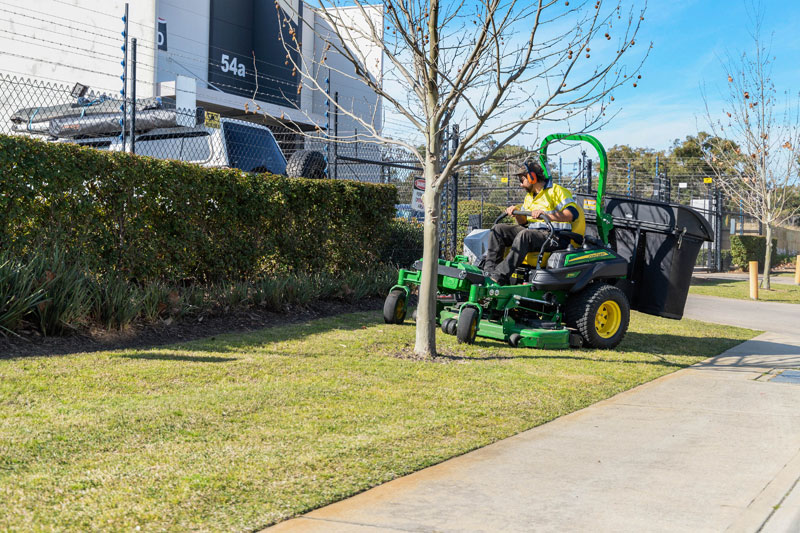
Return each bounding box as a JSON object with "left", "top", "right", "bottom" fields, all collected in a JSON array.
[{"left": 383, "top": 133, "right": 714, "bottom": 350}]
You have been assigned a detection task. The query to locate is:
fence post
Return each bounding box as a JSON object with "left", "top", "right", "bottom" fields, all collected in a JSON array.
[
  {"left": 451, "top": 125, "right": 459, "bottom": 257},
  {"left": 655, "top": 155, "right": 659, "bottom": 196},
  {"left": 626, "top": 162, "right": 631, "bottom": 196},
  {"left": 334, "top": 91, "right": 339, "bottom": 180},
  {"left": 120, "top": 3, "right": 129, "bottom": 151},
  {"left": 558, "top": 156, "right": 562, "bottom": 184},
  {"left": 715, "top": 186, "right": 723, "bottom": 271},
  {"left": 130, "top": 38, "right": 137, "bottom": 155},
  {"left": 506, "top": 161, "right": 510, "bottom": 205},
  {"left": 324, "top": 69, "right": 330, "bottom": 178},
  {"left": 467, "top": 165, "right": 472, "bottom": 200},
  {"left": 707, "top": 183, "right": 713, "bottom": 271},
  {"left": 586, "top": 159, "right": 592, "bottom": 194}
]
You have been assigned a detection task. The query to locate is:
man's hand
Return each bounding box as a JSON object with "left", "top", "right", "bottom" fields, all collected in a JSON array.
[
  {"left": 529, "top": 209, "right": 544, "bottom": 220},
  {"left": 505, "top": 205, "right": 528, "bottom": 225}
]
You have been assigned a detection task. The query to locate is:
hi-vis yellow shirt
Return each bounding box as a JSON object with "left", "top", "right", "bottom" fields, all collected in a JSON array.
[{"left": 520, "top": 181, "right": 585, "bottom": 236}]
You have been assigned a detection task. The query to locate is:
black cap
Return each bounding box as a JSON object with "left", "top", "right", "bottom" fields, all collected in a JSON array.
[{"left": 512, "top": 160, "right": 545, "bottom": 181}]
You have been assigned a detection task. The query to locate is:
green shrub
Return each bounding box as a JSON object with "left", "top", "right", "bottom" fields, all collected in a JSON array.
[
  {"left": 0, "top": 255, "right": 46, "bottom": 336},
  {"left": 27, "top": 249, "right": 94, "bottom": 335},
  {"left": 0, "top": 134, "right": 396, "bottom": 282},
  {"left": 92, "top": 275, "right": 142, "bottom": 330},
  {"left": 729, "top": 235, "right": 779, "bottom": 272},
  {"left": 380, "top": 218, "right": 424, "bottom": 268}
]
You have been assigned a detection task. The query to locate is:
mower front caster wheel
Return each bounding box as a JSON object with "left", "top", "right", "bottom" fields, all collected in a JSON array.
[
  {"left": 383, "top": 290, "right": 407, "bottom": 324},
  {"left": 456, "top": 307, "right": 479, "bottom": 344},
  {"left": 508, "top": 333, "right": 522, "bottom": 347},
  {"left": 441, "top": 318, "right": 457, "bottom": 335}
]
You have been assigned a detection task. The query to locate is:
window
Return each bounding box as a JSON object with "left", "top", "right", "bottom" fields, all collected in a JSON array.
[{"left": 222, "top": 122, "right": 286, "bottom": 175}]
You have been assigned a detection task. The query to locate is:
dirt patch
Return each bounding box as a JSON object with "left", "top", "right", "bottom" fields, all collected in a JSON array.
[{"left": 0, "top": 298, "right": 383, "bottom": 359}]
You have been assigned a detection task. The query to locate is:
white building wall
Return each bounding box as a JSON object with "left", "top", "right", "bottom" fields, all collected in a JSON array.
[
  {"left": 0, "top": 0, "right": 157, "bottom": 97},
  {"left": 0, "top": 0, "right": 382, "bottom": 159},
  {"left": 311, "top": 5, "right": 383, "bottom": 137},
  {"left": 155, "top": 1, "right": 210, "bottom": 89}
]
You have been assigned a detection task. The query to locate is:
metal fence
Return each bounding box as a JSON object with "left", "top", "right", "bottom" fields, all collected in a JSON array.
[
  {"left": 0, "top": 72, "right": 413, "bottom": 183},
  {"left": 4, "top": 71, "right": 788, "bottom": 271}
]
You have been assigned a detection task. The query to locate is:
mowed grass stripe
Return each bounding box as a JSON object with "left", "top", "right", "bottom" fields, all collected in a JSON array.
[
  {"left": 0, "top": 311, "right": 756, "bottom": 531},
  {"left": 690, "top": 277, "right": 800, "bottom": 303}
]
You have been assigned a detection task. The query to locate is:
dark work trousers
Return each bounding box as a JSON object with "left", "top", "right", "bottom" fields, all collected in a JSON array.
[{"left": 485, "top": 224, "right": 567, "bottom": 277}]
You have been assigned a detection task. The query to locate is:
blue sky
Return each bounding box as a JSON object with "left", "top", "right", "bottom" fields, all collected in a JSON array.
[
  {"left": 381, "top": 1, "right": 800, "bottom": 152},
  {"left": 594, "top": 0, "right": 800, "bottom": 150}
]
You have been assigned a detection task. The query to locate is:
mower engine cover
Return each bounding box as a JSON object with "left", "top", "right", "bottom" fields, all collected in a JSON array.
[{"left": 463, "top": 229, "right": 491, "bottom": 265}]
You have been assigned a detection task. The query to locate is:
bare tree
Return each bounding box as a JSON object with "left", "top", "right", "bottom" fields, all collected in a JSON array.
[
  {"left": 703, "top": 8, "right": 800, "bottom": 289},
  {"left": 279, "top": 0, "right": 648, "bottom": 357}
]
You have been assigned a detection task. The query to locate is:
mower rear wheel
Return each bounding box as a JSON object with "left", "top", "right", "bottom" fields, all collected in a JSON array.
[
  {"left": 566, "top": 283, "right": 629, "bottom": 349},
  {"left": 456, "top": 307, "right": 479, "bottom": 344},
  {"left": 383, "top": 290, "right": 407, "bottom": 324}
]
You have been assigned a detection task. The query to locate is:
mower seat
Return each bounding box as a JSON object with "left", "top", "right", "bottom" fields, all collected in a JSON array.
[{"left": 519, "top": 230, "right": 585, "bottom": 270}]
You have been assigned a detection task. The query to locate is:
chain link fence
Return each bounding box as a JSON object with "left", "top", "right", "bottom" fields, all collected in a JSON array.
[
  {"left": 0, "top": 72, "right": 417, "bottom": 185},
  {"left": 5, "top": 72, "right": 792, "bottom": 271}
]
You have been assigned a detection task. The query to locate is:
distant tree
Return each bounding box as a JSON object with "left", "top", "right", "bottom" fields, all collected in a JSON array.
[{"left": 703, "top": 8, "right": 800, "bottom": 287}]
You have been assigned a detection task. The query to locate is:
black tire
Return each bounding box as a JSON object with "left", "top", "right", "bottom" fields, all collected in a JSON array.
[
  {"left": 565, "top": 283, "right": 630, "bottom": 349},
  {"left": 456, "top": 307, "right": 479, "bottom": 344},
  {"left": 383, "top": 290, "right": 406, "bottom": 324},
  {"left": 286, "top": 150, "right": 326, "bottom": 179},
  {"left": 446, "top": 318, "right": 458, "bottom": 335},
  {"left": 508, "top": 333, "right": 522, "bottom": 347},
  {"left": 441, "top": 318, "right": 454, "bottom": 335}
]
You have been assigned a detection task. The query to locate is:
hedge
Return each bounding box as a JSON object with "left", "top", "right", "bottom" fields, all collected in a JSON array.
[
  {"left": 380, "top": 219, "right": 423, "bottom": 268},
  {"left": 0, "top": 134, "right": 396, "bottom": 281},
  {"left": 729, "top": 235, "right": 779, "bottom": 272}
]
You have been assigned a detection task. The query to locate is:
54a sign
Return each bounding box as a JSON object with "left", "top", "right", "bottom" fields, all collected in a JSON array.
[{"left": 220, "top": 54, "right": 246, "bottom": 77}]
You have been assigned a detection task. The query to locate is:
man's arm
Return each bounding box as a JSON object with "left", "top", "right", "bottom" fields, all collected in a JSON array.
[{"left": 528, "top": 207, "right": 576, "bottom": 223}]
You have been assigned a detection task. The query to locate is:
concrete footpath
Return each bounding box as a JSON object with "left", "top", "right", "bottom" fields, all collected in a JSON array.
[{"left": 269, "top": 295, "right": 800, "bottom": 533}]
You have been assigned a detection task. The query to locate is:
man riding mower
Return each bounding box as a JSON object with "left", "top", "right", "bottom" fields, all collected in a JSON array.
[
  {"left": 483, "top": 160, "right": 584, "bottom": 286},
  {"left": 383, "top": 134, "right": 631, "bottom": 350}
]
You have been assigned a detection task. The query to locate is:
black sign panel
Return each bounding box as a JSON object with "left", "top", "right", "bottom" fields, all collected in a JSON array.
[
  {"left": 157, "top": 18, "right": 168, "bottom": 51},
  {"left": 208, "top": 0, "right": 301, "bottom": 108}
]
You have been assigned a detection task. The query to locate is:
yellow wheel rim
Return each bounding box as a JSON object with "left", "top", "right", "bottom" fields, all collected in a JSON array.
[
  {"left": 595, "top": 300, "right": 621, "bottom": 338},
  {"left": 395, "top": 298, "right": 405, "bottom": 321},
  {"left": 469, "top": 318, "right": 477, "bottom": 339}
]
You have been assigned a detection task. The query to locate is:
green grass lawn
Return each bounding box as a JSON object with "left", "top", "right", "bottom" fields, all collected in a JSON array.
[
  {"left": 0, "top": 311, "right": 756, "bottom": 531},
  {"left": 690, "top": 277, "right": 800, "bottom": 303}
]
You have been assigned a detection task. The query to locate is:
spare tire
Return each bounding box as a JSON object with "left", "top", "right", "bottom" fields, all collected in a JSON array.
[{"left": 286, "top": 150, "right": 326, "bottom": 179}]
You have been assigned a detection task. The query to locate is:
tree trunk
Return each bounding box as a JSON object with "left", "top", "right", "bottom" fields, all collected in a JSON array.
[
  {"left": 414, "top": 183, "right": 442, "bottom": 358},
  {"left": 762, "top": 223, "right": 772, "bottom": 289}
]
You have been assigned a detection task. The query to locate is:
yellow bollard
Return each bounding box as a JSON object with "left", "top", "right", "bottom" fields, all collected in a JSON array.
[
  {"left": 795, "top": 255, "right": 800, "bottom": 285},
  {"left": 749, "top": 261, "right": 759, "bottom": 300}
]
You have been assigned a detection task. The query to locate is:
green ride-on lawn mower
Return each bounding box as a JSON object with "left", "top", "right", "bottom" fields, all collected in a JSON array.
[
  {"left": 383, "top": 132, "right": 714, "bottom": 350},
  {"left": 383, "top": 133, "right": 634, "bottom": 350}
]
